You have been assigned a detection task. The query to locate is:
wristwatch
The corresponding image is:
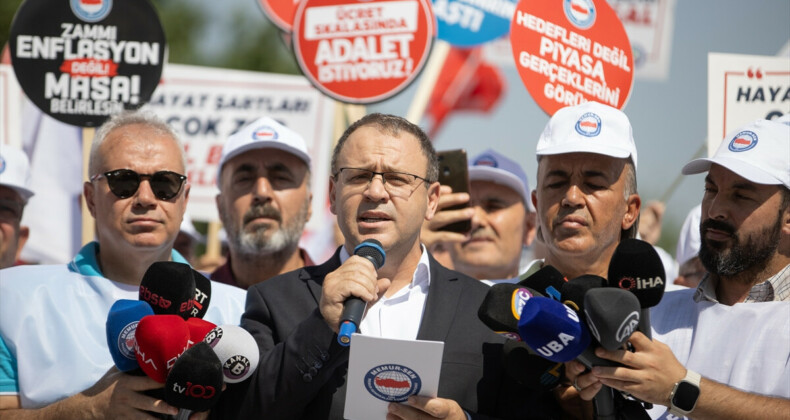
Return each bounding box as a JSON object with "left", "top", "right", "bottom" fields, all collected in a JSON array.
[{"left": 668, "top": 369, "right": 701, "bottom": 417}]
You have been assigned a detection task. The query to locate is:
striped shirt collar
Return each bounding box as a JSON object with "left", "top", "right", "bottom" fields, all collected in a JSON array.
[{"left": 694, "top": 263, "right": 790, "bottom": 303}]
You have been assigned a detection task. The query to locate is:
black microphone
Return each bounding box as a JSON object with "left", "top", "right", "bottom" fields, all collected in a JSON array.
[
  {"left": 165, "top": 341, "right": 224, "bottom": 413},
  {"left": 560, "top": 275, "right": 618, "bottom": 420},
  {"left": 478, "top": 284, "right": 564, "bottom": 391},
  {"left": 517, "top": 264, "right": 566, "bottom": 301},
  {"left": 583, "top": 288, "right": 641, "bottom": 351},
  {"left": 139, "top": 262, "right": 197, "bottom": 320},
  {"left": 478, "top": 283, "right": 542, "bottom": 339},
  {"left": 607, "top": 239, "right": 666, "bottom": 340},
  {"left": 337, "top": 239, "right": 386, "bottom": 346},
  {"left": 190, "top": 271, "right": 212, "bottom": 319}
]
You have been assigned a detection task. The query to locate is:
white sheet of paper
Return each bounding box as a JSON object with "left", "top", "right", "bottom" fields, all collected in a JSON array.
[{"left": 344, "top": 334, "right": 444, "bottom": 420}]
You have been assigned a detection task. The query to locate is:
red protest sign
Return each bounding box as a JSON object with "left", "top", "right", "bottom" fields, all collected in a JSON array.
[
  {"left": 257, "top": 0, "right": 299, "bottom": 32},
  {"left": 510, "top": 0, "right": 633, "bottom": 115},
  {"left": 293, "top": 0, "right": 434, "bottom": 104}
]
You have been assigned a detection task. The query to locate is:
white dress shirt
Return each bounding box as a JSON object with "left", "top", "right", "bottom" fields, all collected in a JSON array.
[{"left": 339, "top": 245, "right": 431, "bottom": 341}]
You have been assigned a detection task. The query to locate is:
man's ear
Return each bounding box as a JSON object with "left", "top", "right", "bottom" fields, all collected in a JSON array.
[
  {"left": 424, "top": 182, "right": 441, "bottom": 220},
  {"left": 622, "top": 194, "right": 642, "bottom": 231},
  {"left": 84, "top": 181, "right": 97, "bottom": 217},
  {"left": 523, "top": 211, "right": 537, "bottom": 247},
  {"left": 329, "top": 177, "right": 337, "bottom": 215},
  {"left": 306, "top": 191, "right": 313, "bottom": 223},
  {"left": 14, "top": 226, "right": 30, "bottom": 262}
]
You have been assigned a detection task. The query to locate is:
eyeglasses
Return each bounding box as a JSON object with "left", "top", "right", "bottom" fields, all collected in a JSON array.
[
  {"left": 333, "top": 167, "right": 431, "bottom": 199},
  {"left": 90, "top": 169, "right": 187, "bottom": 200},
  {"left": 0, "top": 198, "right": 23, "bottom": 221}
]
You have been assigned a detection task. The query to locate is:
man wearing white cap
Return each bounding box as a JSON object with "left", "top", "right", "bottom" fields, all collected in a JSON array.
[
  {"left": 587, "top": 118, "right": 790, "bottom": 419},
  {"left": 0, "top": 147, "right": 34, "bottom": 269},
  {"left": 211, "top": 116, "right": 314, "bottom": 289},
  {"left": 422, "top": 149, "right": 536, "bottom": 283}
]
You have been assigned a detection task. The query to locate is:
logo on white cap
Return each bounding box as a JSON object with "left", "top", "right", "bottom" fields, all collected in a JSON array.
[
  {"left": 727, "top": 131, "right": 758, "bottom": 152},
  {"left": 0, "top": 156, "right": 5, "bottom": 174},
  {"left": 473, "top": 155, "right": 498, "bottom": 168},
  {"left": 252, "top": 126, "right": 278, "bottom": 141},
  {"left": 575, "top": 113, "right": 602, "bottom": 137},
  {"left": 564, "top": 0, "right": 596, "bottom": 29}
]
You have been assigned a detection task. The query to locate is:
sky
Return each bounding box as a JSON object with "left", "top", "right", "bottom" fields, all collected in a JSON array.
[{"left": 197, "top": 0, "right": 790, "bottom": 253}]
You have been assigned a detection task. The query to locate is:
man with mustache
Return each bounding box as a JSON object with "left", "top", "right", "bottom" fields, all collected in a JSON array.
[
  {"left": 579, "top": 118, "right": 790, "bottom": 419},
  {"left": 212, "top": 116, "right": 314, "bottom": 289},
  {"left": 421, "top": 149, "right": 537, "bottom": 283},
  {"left": 212, "top": 113, "right": 558, "bottom": 419}
]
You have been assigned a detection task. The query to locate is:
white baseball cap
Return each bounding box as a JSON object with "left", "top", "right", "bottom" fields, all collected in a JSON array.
[
  {"left": 682, "top": 119, "right": 790, "bottom": 189},
  {"left": 218, "top": 117, "right": 311, "bottom": 180},
  {"left": 536, "top": 101, "right": 638, "bottom": 169},
  {"left": 0, "top": 146, "right": 35, "bottom": 202},
  {"left": 469, "top": 149, "right": 535, "bottom": 212},
  {"left": 775, "top": 113, "right": 790, "bottom": 126},
  {"left": 675, "top": 204, "right": 701, "bottom": 266}
]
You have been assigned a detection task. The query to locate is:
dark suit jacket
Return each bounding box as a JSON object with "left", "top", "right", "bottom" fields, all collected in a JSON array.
[{"left": 213, "top": 248, "right": 559, "bottom": 419}]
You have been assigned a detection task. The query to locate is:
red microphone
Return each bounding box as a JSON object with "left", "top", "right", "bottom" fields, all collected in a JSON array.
[{"left": 134, "top": 315, "right": 191, "bottom": 383}]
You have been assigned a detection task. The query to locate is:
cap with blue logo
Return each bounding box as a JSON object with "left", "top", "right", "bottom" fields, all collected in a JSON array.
[
  {"left": 536, "top": 101, "right": 638, "bottom": 169},
  {"left": 469, "top": 149, "right": 535, "bottom": 212},
  {"left": 0, "top": 146, "right": 35, "bottom": 202},
  {"left": 218, "top": 117, "right": 311, "bottom": 181},
  {"left": 682, "top": 119, "right": 790, "bottom": 189}
]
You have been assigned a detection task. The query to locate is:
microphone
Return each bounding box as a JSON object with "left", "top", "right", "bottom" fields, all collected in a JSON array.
[
  {"left": 186, "top": 317, "right": 217, "bottom": 344},
  {"left": 517, "top": 264, "right": 566, "bottom": 301},
  {"left": 164, "top": 341, "right": 224, "bottom": 412},
  {"left": 583, "top": 288, "right": 641, "bottom": 351},
  {"left": 203, "top": 325, "right": 260, "bottom": 383},
  {"left": 139, "top": 262, "right": 197, "bottom": 320},
  {"left": 190, "top": 270, "right": 212, "bottom": 319},
  {"left": 337, "top": 239, "right": 386, "bottom": 346},
  {"left": 517, "top": 296, "right": 591, "bottom": 363},
  {"left": 559, "top": 274, "right": 607, "bottom": 313},
  {"left": 478, "top": 283, "right": 542, "bottom": 339},
  {"left": 607, "top": 239, "right": 666, "bottom": 339},
  {"left": 106, "top": 299, "right": 154, "bottom": 372},
  {"left": 134, "top": 315, "right": 192, "bottom": 383}
]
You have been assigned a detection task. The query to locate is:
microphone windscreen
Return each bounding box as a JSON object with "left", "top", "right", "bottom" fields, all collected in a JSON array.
[
  {"left": 106, "top": 299, "right": 154, "bottom": 372},
  {"left": 190, "top": 271, "right": 212, "bottom": 319},
  {"left": 607, "top": 238, "right": 666, "bottom": 308},
  {"left": 503, "top": 340, "right": 564, "bottom": 391},
  {"left": 204, "top": 325, "right": 260, "bottom": 383},
  {"left": 560, "top": 275, "right": 607, "bottom": 314},
  {"left": 518, "top": 297, "right": 590, "bottom": 363},
  {"left": 139, "top": 261, "right": 197, "bottom": 319},
  {"left": 186, "top": 317, "right": 217, "bottom": 343},
  {"left": 354, "top": 239, "right": 386, "bottom": 269},
  {"left": 583, "top": 288, "right": 640, "bottom": 351},
  {"left": 478, "top": 283, "right": 542, "bottom": 338},
  {"left": 135, "top": 315, "right": 191, "bottom": 383},
  {"left": 517, "top": 265, "right": 566, "bottom": 300},
  {"left": 165, "top": 342, "right": 224, "bottom": 412}
]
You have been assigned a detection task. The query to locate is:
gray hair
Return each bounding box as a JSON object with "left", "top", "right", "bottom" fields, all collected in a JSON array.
[{"left": 89, "top": 110, "right": 185, "bottom": 176}]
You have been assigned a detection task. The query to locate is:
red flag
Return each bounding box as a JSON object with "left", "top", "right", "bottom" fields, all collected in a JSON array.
[{"left": 426, "top": 47, "right": 505, "bottom": 138}]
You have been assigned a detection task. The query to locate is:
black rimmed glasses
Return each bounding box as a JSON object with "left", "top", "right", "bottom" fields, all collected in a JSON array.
[
  {"left": 90, "top": 169, "right": 187, "bottom": 200},
  {"left": 334, "top": 167, "right": 431, "bottom": 199}
]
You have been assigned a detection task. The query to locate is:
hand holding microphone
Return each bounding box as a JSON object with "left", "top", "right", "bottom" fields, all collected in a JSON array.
[{"left": 319, "top": 239, "right": 386, "bottom": 346}]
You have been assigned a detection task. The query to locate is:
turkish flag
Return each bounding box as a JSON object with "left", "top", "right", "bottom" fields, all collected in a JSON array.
[{"left": 426, "top": 47, "right": 505, "bottom": 138}]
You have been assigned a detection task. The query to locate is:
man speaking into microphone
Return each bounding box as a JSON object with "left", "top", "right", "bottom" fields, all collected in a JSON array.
[{"left": 213, "top": 113, "right": 559, "bottom": 419}]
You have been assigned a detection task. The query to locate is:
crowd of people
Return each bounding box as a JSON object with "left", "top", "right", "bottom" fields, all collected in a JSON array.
[{"left": 0, "top": 101, "right": 787, "bottom": 419}]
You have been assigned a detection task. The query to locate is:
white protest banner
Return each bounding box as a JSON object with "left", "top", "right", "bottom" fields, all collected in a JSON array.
[
  {"left": 707, "top": 52, "right": 790, "bottom": 155},
  {"left": 141, "top": 64, "right": 335, "bottom": 228},
  {"left": 608, "top": 0, "right": 676, "bottom": 80}
]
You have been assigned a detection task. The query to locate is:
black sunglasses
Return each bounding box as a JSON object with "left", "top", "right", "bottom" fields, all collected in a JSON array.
[{"left": 90, "top": 169, "right": 187, "bottom": 200}]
